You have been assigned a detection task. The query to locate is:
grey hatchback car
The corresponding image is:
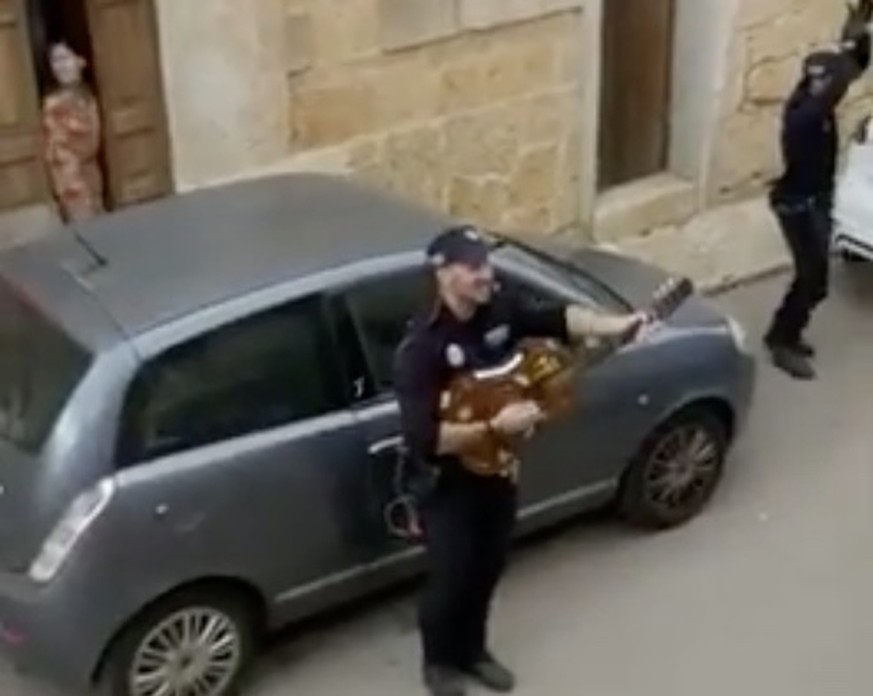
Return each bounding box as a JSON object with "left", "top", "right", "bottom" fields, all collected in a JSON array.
[{"left": 0, "top": 174, "right": 754, "bottom": 695}]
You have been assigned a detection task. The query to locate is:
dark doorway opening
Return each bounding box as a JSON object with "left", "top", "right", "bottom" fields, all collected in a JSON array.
[
  {"left": 28, "top": 0, "right": 96, "bottom": 95},
  {"left": 26, "top": 0, "right": 112, "bottom": 218},
  {"left": 598, "top": 0, "right": 676, "bottom": 191},
  {"left": 0, "top": 0, "right": 173, "bottom": 219}
]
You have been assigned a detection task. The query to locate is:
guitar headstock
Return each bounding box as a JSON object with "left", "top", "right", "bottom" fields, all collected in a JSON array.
[
  {"left": 580, "top": 275, "right": 693, "bottom": 364},
  {"left": 645, "top": 276, "right": 694, "bottom": 322}
]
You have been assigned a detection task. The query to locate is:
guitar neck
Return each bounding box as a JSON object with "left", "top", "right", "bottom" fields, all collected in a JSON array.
[{"left": 580, "top": 277, "right": 692, "bottom": 366}]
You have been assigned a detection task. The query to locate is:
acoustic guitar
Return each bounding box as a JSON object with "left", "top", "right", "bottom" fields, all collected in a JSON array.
[{"left": 439, "top": 275, "right": 694, "bottom": 478}]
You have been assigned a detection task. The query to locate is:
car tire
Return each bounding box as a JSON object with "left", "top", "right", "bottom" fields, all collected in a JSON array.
[
  {"left": 618, "top": 408, "right": 728, "bottom": 530},
  {"left": 96, "top": 588, "right": 258, "bottom": 696}
]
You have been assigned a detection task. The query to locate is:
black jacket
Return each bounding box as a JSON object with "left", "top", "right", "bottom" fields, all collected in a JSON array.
[
  {"left": 392, "top": 286, "right": 568, "bottom": 484},
  {"left": 772, "top": 38, "right": 870, "bottom": 201}
]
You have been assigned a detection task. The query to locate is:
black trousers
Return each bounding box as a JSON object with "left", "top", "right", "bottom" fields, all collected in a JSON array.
[
  {"left": 418, "top": 475, "right": 516, "bottom": 669},
  {"left": 766, "top": 191, "right": 832, "bottom": 346}
]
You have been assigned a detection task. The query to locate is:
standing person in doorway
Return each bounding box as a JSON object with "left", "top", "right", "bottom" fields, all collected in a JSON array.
[
  {"left": 393, "top": 226, "right": 651, "bottom": 696},
  {"left": 764, "top": 2, "right": 872, "bottom": 380},
  {"left": 42, "top": 41, "right": 105, "bottom": 223}
]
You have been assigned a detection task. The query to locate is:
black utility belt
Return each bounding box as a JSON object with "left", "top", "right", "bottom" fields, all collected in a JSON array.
[{"left": 770, "top": 192, "right": 830, "bottom": 214}]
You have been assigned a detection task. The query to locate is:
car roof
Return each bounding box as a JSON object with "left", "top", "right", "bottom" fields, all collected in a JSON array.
[{"left": 13, "top": 173, "right": 451, "bottom": 336}]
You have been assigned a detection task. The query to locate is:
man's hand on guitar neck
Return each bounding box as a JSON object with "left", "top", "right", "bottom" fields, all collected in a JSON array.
[{"left": 565, "top": 305, "right": 653, "bottom": 341}]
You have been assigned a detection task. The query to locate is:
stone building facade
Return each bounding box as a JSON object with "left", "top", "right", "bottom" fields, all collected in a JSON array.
[
  {"left": 154, "top": 0, "right": 872, "bottom": 274},
  {"left": 714, "top": 0, "right": 873, "bottom": 201},
  {"left": 159, "top": 0, "right": 591, "bottom": 237},
  {"left": 2, "top": 0, "right": 871, "bottom": 282}
]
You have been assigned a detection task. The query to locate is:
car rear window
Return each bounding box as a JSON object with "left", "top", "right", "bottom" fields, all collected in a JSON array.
[{"left": 0, "top": 281, "right": 91, "bottom": 453}]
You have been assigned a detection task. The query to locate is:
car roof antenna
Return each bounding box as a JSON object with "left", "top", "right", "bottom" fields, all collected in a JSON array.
[{"left": 66, "top": 220, "right": 108, "bottom": 274}]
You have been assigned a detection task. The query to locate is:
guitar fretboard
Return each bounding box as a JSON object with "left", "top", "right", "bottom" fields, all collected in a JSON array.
[{"left": 577, "top": 276, "right": 692, "bottom": 367}]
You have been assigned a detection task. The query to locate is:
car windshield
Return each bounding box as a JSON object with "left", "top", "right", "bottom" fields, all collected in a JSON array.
[
  {"left": 0, "top": 281, "right": 91, "bottom": 453},
  {"left": 491, "top": 236, "right": 628, "bottom": 311}
]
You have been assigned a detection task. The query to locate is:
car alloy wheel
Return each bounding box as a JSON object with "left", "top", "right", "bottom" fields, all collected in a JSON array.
[
  {"left": 642, "top": 422, "right": 721, "bottom": 516},
  {"left": 619, "top": 408, "right": 727, "bottom": 529},
  {"left": 99, "top": 589, "right": 257, "bottom": 696},
  {"left": 128, "top": 607, "right": 242, "bottom": 696}
]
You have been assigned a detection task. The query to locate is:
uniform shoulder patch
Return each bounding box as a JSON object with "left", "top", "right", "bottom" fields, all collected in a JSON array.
[
  {"left": 485, "top": 324, "right": 510, "bottom": 348},
  {"left": 445, "top": 343, "right": 466, "bottom": 368}
]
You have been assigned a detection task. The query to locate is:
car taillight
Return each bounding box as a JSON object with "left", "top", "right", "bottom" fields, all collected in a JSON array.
[{"left": 28, "top": 478, "right": 115, "bottom": 584}]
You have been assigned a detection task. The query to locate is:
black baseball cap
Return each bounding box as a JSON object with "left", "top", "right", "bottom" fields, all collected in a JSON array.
[{"left": 426, "top": 225, "right": 490, "bottom": 269}]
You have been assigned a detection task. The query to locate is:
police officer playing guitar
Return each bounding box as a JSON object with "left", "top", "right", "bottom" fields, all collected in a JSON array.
[{"left": 393, "top": 226, "right": 652, "bottom": 696}]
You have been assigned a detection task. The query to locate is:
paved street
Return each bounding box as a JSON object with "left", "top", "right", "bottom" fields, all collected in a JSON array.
[{"left": 7, "top": 263, "right": 873, "bottom": 695}]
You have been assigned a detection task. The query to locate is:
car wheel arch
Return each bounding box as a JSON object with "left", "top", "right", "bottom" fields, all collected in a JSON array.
[
  {"left": 645, "top": 395, "right": 736, "bottom": 450},
  {"left": 675, "top": 396, "right": 734, "bottom": 440},
  {"left": 90, "top": 574, "right": 268, "bottom": 686},
  {"left": 615, "top": 395, "right": 735, "bottom": 528},
  {"left": 616, "top": 393, "right": 736, "bottom": 485}
]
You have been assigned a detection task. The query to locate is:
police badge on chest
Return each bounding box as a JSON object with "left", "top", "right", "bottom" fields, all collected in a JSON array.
[
  {"left": 445, "top": 343, "right": 466, "bottom": 368},
  {"left": 484, "top": 324, "right": 510, "bottom": 349}
]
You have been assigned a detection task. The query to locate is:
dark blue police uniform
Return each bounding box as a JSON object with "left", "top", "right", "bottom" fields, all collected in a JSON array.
[
  {"left": 393, "top": 253, "right": 568, "bottom": 682},
  {"left": 765, "top": 34, "right": 870, "bottom": 373}
]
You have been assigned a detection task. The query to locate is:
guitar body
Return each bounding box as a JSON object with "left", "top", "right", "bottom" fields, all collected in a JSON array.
[
  {"left": 440, "top": 275, "right": 694, "bottom": 478},
  {"left": 439, "top": 338, "right": 577, "bottom": 478}
]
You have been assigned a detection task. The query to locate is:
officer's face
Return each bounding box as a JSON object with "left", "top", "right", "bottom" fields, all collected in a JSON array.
[
  {"left": 440, "top": 259, "right": 495, "bottom": 306},
  {"left": 807, "top": 72, "right": 848, "bottom": 102},
  {"left": 809, "top": 75, "right": 830, "bottom": 96}
]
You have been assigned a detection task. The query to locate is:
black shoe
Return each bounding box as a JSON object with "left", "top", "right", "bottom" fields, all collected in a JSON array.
[
  {"left": 423, "top": 665, "right": 467, "bottom": 696},
  {"left": 794, "top": 337, "right": 815, "bottom": 357},
  {"left": 769, "top": 344, "right": 816, "bottom": 380},
  {"left": 463, "top": 654, "right": 516, "bottom": 693},
  {"left": 764, "top": 334, "right": 815, "bottom": 359}
]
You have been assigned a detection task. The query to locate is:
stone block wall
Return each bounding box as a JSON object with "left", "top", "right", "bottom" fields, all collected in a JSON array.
[
  {"left": 286, "top": 0, "right": 586, "bottom": 234},
  {"left": 708, "top": 0, "right": 873, "bottom": 204},
  {"left": 152, "top": 0, "right": 869, "bottom": 290},
  {"left": 158, "top": 0, "right": 587, "bottom": 236}
]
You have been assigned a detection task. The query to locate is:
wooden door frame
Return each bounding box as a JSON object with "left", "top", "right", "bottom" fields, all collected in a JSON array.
[
  {"left": 85, "top": 0, "right": 174, "bottom": 207},
  {"left": 596, "top": 0, "right": 676, "bottom": 191},
  {"left": 0, "top": 0, "right": 173, "bottom": 218},
  {"left": 574, "top": 0, "right": 737, "bottom": 234}
]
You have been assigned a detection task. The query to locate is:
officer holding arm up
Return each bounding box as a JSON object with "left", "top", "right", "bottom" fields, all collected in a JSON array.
[{"left": 764, "top": 1, "right": 872, "bottom": 379}]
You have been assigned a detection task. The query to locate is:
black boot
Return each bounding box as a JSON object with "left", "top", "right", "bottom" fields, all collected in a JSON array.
[
  {"left": 423, "top": 665, "right": 467, "bottom": 696},
  {"left": 794, "top": 336, "right": 815, "bottom": 357},
  {"left": 463, "top": 653, "right": 516, "bottom": 693},
  {"left": 768, "top": 343, "right": 815, "bottom": 380}
]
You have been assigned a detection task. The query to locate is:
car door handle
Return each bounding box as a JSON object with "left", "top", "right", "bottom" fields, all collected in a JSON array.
[{"left": 368, "top": 435, "right": 404, "bottom": 457}]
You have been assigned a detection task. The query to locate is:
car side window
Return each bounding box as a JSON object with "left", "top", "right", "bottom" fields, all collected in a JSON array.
[
  {"left": 343, "top": 268, "right": 431, "bottom": 393},
  {"left": 118, "top": 295, "right": 342, "bottom": 466}
]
